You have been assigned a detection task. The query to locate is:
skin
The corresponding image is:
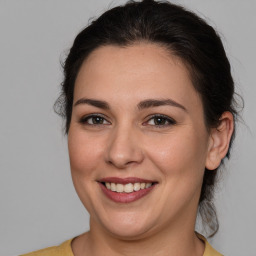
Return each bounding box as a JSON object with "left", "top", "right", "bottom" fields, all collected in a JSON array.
[{"left": 68, "top": 43, "right": 234, "bottom": 256}]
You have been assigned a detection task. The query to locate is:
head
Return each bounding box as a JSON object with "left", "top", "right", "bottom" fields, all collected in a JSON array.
[{"left": 55, "top": 0, "right": 237, "bottom": 237}]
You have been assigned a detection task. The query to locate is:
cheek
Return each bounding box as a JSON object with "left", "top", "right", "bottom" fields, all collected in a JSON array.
[
  {"left": 67, "top": 127, "right": 106, "bottom": 213},
  {"left": 145, "top": 128, "right": 209, "bottom": 179},
  {"left": 68, "top": 128, "right": 104, "bottom": 177}
]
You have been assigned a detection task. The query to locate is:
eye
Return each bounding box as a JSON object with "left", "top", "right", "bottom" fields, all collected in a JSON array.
[
  {"left": 145, "top": 115, "right": 176, "bottom": 127},
  {"left": 79, "top": 114, "right": 110, "bottom": 125}
]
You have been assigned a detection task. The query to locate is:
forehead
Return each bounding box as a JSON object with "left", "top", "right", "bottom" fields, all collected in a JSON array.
[
  {"left": 74, "top": 43, "right": 202, "bottom": 111},
  {"left": 78, "top": 43, "right": 186, "bottom": 81}
]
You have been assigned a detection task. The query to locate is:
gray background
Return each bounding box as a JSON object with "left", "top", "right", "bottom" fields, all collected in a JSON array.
[{"left": 0, "top": 0, "right": 255, "bottom": 255}]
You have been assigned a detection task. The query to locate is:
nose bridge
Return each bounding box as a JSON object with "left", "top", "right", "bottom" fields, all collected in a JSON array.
[{"left": 106, "top": 121, "right": 143, "bottom": 168}]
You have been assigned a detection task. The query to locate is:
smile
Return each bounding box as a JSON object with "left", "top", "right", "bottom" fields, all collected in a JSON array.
[
  {"left": 105, "top": 182, "right": 153, "bottom": 193},
  {"left": 98, "top": 177, "right": 157, "bottom": 203}
]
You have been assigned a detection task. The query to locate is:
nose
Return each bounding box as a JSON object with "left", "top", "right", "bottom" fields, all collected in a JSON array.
[{"left": 105, "top": 124, "right": 144, "bottom": 169}]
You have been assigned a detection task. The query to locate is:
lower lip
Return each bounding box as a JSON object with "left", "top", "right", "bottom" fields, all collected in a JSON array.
[{"left": 99, "top": 183, "right": 156, "bottom": 203}]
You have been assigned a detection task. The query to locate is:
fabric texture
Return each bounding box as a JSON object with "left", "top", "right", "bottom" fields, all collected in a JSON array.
[
  {"left": 20, "top": 239, "right": 73, "bottom": 256},
  {"left": 20, "top": 234, "right": 223, "bottom": 256}
]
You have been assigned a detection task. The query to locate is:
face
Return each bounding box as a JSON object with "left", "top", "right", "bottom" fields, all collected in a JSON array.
[{"left": 68, "top": 43, "right": 212, "bottom": 239}]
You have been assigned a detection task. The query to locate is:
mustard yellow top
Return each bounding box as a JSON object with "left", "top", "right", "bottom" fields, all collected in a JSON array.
[{"left": 20, "top": 235, "right": 223, "bottom": 256}]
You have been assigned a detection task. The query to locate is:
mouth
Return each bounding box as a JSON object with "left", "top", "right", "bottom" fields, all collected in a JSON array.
[
  {"left": 102, "top": 181, "right": 155, "bottom": 192},
  {"left": 97, "top": 177, "right": 158, "bottom": 203}
]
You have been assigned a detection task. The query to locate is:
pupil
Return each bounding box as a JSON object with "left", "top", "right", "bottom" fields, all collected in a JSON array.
[
  {"left": 93, "top": 117, "right": 103, "bottom": 124},
  {"left": 155, "top": 117, "right": 165, "bottom": 125}
]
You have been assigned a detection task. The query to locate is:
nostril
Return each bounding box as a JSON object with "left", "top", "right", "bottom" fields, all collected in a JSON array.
[{"left": 105, "top": 134, "right": 144, "bottom": 168}]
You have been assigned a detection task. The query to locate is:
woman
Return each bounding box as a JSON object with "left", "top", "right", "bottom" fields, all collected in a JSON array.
[{"left": 21, "top": 0, "right": 237, "bottom": 255}]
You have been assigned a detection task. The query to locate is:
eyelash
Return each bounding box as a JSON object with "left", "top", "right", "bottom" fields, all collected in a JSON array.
[
  {"left": 144, "top": 114, "right": 176, "bottom": 127},
  {"left": 79, "top": 114, "right": 110, "bottom": 126},
  {"left": 79, "top": 114, "right": 176, "bottom": 127}
]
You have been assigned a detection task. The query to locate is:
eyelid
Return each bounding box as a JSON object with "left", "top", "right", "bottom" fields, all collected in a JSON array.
[
  {"left": 78, "top": 113, "right": 176, "bottom": 127},
  {"left": 143, "top": 114, "right": 176, "bottom": 126},
  {"left": 79, "top": 113, "right": 111, "bottom": 125}
]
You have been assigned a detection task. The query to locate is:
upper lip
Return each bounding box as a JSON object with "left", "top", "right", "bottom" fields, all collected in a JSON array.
[{"left": 98, "top": 177, "right": 157, "bottom": 184}]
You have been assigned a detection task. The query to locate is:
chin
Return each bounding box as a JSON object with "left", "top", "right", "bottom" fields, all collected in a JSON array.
[
  {"left": 96, "top": 211, "right": 155, "bottom": 240},
  {"left": 106, "top": 225, "right": 151, "bottom": 240}
]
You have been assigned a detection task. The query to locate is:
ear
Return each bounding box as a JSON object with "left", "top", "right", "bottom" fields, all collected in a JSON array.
[{"left": 206, "top": 112, "right": 234, "bottom": 170}]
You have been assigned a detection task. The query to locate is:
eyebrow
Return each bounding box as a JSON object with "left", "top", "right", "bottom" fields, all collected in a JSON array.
[
  {"left": 138, "top": 99, "right": 187, "bottom": 112},
  {"left": 74, "top": 98, "right": 187, "bottom": 112},
  {"left": 74, "top": 98, "right": 110, "bottom": 109}
]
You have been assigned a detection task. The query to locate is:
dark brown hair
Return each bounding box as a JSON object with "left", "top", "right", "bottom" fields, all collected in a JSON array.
[{"left": 55, "top": 0, "right": 239, "bottom": 237}]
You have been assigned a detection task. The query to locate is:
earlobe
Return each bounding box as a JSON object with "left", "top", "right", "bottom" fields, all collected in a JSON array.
[{"left": 206, "top": 112, "right": 234, "bottom": 170}]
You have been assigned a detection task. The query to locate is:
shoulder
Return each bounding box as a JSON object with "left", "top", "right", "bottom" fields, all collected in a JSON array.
[
  {"left": 197, "top": 233, "right": 223, "bottom": 256},
  {"left": 20, "top": 239, "right": 74, "bottom": 256},
  {"left": 204, "top": 240, "right": 223, "bottom": 256}
]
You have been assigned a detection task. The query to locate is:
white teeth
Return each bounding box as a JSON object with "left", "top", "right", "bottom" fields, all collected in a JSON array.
[
  {"left": 110, "top": 183, "right": 116, "bottom": 192},
  {"left": 133, "top": 183, "right": 141, "bottom": 191},
  {"left": 146, "top": 183, "right": 152, "bottom": 188},
  {"left": 124, "top": 183, "right": 134, "bottom": 193},
  {"left": 116, "top": 184, "right": 124, "bottom": 192},
  {"left": 140, "top": 183, "right": 146, "bottom": 189},
  {"left": 105, "top": 182, "right": 154, "bottom": 193}
]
